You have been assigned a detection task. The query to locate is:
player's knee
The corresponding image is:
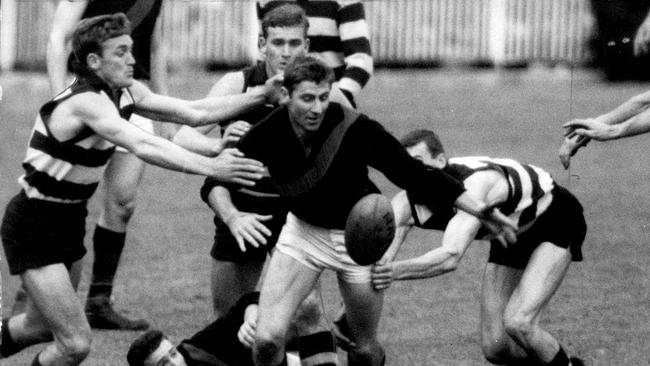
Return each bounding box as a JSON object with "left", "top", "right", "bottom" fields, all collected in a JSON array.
[
  {"left": 58, "top": 330, "right": 92, "bottom": 364},
  {"left": 294, "top": 297, "right": 323, "bottom": 329},
  {"left": 254, "top": 336, "right": 283, "bottom": 365},
  {"left": 481, "top": 340, "right": 511, "bottom": 364},
  {"left": 503, "top": 313, "right": 534, "bottom": 341},
  {"left": 348, "top": 342, "right": 383, "bottom": 366}
]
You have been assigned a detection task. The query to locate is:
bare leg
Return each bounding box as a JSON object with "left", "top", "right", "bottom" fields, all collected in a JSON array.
[
  {"left": 254, "top": 251, "right": 321, "bottom": 366},
  {"left": 338, "top": 279, "right": 384, "bottom": 366},
  {"left": 503, "top": 242, "right": 572, "bottom": 363},
  {"left": 211, "top": 259, "right": 264, "bottom": 318},
  {"left": 11, "top": 264, "right": 91, "bottom": 365},
  {"left": 480, "top": 263, "right": 528, "bottom": 364}
]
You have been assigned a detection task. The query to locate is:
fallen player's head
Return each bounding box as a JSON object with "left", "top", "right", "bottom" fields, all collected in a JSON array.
[
  {"left": 283, "top": 55, "right": 335, "bottom": 95},
  {"left": 72, "top": 13, "right": 135, "bottom": 88},
  {"left": 400, "top": 129, "right": 447, "bottom": 168},
  {"left": 127, "top": 330, "right": 187, "bottom": 366}
]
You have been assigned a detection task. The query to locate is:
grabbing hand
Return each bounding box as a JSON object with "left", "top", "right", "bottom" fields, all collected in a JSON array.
[
  {"left": 222, "top": 120, "right": 252, "bottom": 147},
  {"left": 263, "top": 73, "right": 284, "bottom": 104},
  {"left": 210, "top": 148, "right": 265, "bottom": 186},
  {"left": 479, "top": 207, "right": 518, "bottom": 248},
  {"left": 371, "top": 260, "right": 394, "bottom": 291},
  {"left": 238, "top": 304, "right": 258, "bottom": 349},
  {"left": 634, "top": 18, "right": 650, "bottom": 56},
  {"left": 225, "top": 212, "right": 273, "bottom": 252}
]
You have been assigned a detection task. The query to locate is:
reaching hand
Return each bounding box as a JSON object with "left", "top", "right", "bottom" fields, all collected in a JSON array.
[
  {"left": 238, "top": 304, "right": 258, "bottom": 349},
  {"left": 479, "top": 207, "right": 518, "bottom": 248},
  {"left": 263, "top": 73, "right": 284, "bottom": 104},
  {"left": 634, "top": 18, "right": 650, "bottom": 56},
  {"left": 371, "top": 260, "right": 394, "bottom": 291},
  {"left": 225, "top": 211, "right": 273, "bottom": 252},
  {"left": 558, "top": 129, "right": 591, "bottom": 169},
  {"left": 563, "top": 118, "right": 616, "bottom": 141},
  {"left": 222, "top": 120, "right": 252, "bottom": 147},
  {"left": 210, "top": 148, "right": 265, "bottom": 186}
]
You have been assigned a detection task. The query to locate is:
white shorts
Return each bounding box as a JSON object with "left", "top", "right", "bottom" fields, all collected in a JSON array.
[
  {"left": 115, "top": 113, "right": 155, "bottom": 153},
  {"left": 275, "top": 213, "right": 372, "bottom": 284}
]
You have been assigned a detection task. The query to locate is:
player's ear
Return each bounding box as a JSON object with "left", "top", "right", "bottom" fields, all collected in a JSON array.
[
  {"left": 86, "top": 52, "right": 102, "bottom": 71},
  {"left": 304, "top": 37, "right": 310, "bottom": 52},
  {"left": 259, "top": 35, "right": 267, "bottom": 55},
  {"left": 280, "top": 86, "right": 290, "bottom": 105}
]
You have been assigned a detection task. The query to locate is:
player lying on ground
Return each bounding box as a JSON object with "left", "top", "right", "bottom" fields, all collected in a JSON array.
[
  {"left": 559, "top": 88, "right": 650, "bottom": 168},
  {"left": 0, "top": 13, "right": 282, "bottom": 366},
  {"left": 213, "top": 55, "right": 516, "bottom": 366},
  {"left": 126, "top": 292, "right": 315, "bottom": 366},
  {"left": 371, "top": 129, "right": 587, "bottom": 366}
]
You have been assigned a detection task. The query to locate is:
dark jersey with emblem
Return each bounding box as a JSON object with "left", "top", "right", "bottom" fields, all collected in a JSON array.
[
  {"left": 225, "top": 102, "right": 465, "bottom": 229},
  {"left": 74, "top": 0, "right": 163, "bottom": 80},
  {"left": 19, "top": 74, "right": 134, "bottom": 204}
]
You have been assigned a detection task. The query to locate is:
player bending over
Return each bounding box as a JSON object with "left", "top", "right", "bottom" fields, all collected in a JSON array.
[
  {"left": 372, "top": 129, "right": 587, "bottom": 366},
  {"left": 0, "top": 13, "right": 281, "bottom": 366}
]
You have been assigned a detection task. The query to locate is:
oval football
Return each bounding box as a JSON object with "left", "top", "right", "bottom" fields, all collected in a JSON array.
[{"left": 344, "top": 193, "right": 396, "bottom": 265}]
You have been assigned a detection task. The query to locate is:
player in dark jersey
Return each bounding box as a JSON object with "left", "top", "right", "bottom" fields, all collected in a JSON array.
[
  {"left": 225, "top": 56, "right": 514, "bottom": 366},
  {"left": 43, "top": 0, "right": 169, "bottom": 330},
  {"left": 371, "top": 129, "right": 587, "bottom": 366},
  {"left": 0, "top": 13, "right": 281, "bottom": 365}
]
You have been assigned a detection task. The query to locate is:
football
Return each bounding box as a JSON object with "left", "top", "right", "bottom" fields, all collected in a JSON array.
[{"left": 345, "top": 193, "right": 396, "bottom": 265}]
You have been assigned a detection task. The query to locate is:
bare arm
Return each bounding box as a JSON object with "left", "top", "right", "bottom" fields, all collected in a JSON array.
[
  {"left": 130, "top": 74, "right": 282, "bottom": 127},
  {"left": 73, "top": 93, "right": 265, "bottom": 185},
  {"left": 377, "top": 190, "right": 414, "bottom": 263},
  {"left": 47, "top": 0, "right": 88, "bottom": 96}
]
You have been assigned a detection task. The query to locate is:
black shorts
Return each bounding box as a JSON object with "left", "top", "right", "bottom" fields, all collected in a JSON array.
[
  {"left": 488, "top": 185, "right": 587, "bottom": 269},
  {"left": 1, "top": 190, "right": 88, "bottom": 275},
  {"left": 210, "top": 213, "right": 287, "bottom": 263}
]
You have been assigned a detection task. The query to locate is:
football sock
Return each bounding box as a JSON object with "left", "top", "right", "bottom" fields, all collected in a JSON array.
[
  {"left": 87, "top": 225, "right": 126, "bottom": 299},
  {"left": 1, "top": 318, "right": 23, "bottom": 358},
  {"left": 298, "top": 331, "right": 337, "bottom": 366},
  {"left": 546, "top": 346, "right": 570, "bottom": 366}
]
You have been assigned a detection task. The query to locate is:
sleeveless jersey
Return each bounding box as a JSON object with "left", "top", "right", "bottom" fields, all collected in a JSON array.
[
  {"left": 19, "top": 76, "right": 135, "bottom": 204},
  {"left": 409, "top": 157, "right": 555, "bottom": 235},
  {"left": 78, "top": 0, "right": 163, "bottom": 80}
]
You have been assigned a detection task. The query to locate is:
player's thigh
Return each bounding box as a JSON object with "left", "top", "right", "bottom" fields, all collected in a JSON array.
[
  {"left": 337, "top": 279, "right": 383, "bottom": 342},
  {"left": 102, "top": 150, "right": 146, "bottom": 204},
  {"left": 211, "top": 259, "right": 264, "bottom": 312},
  {"left": 21, "top": 263, "right": 90, "bottom": 342},
  {"left": 504, "top": 242, "right": 572, "bottom": 324},
  {"left": 480, "top": 262, "right": 523, "bottom": 340},
  {"left": 257, "top": 250, "right": 321, "bottom": 339}
]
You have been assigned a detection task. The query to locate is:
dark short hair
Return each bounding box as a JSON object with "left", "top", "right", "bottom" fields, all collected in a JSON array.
[
  {"left": 72, "top": 13, "right": 131, "bottom": 72},
  {"left": 127, "top": 330, "right": 166, "bottom": 366},
  {"left": 261, "top": 3, "right": 309, "bottom": 38},
  {"left": 283, "top": 55, "right": 335, "bottom": 94},
  {"left": 400, "top": 129, "right": 445, "bottom": 156}
]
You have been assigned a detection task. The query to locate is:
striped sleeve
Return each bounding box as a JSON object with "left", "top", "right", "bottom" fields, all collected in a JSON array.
[{"left": 336, "top": 0, "right": 373, "bottom": 97}]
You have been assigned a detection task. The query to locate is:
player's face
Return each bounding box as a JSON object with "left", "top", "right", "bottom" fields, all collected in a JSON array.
[
  {"left": 406, "top": 142, "right": 446, "bottom": 168},
  {"left": 261, "top": 26, "right": 309, "bottom": 76},
  {"left": 92, "top": 34, "right": 135, "bottom": 89},
  {"left": 287, "top": 80, "right": 331, "bottom": 137},
  {"left": 144, "top": 339, "right": 187, "bottom": 366}
]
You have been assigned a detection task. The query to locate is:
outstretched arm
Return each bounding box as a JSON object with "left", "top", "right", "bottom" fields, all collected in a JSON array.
[
  {"left": 560, "top": 90, "right": 650, "bottom": 167},
  {"left": 47, "top": 0, "right": 88, "bottom": 96},
  {"left": 372, "top": 210, "right": 481, "bottom": 290},
  {"left": 130, "top": 74, "right": 283, "bottom": 127}
]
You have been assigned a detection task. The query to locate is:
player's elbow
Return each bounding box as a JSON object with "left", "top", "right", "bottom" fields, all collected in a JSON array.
[{"left": 440, "top": 250, "right": 462, "bottom": 273}]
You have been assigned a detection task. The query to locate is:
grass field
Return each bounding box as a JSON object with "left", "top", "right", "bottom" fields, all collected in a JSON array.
[{"left": 1, "top": 68, "right": 649, "bottom": 365}]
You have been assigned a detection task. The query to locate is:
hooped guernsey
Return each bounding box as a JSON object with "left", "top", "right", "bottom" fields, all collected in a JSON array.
[
  {"left": 210, "top": 102, "right": 466, "bottom": 230},
  {"left": 19, "top": 75, "right": 135, "bottom": 204}
]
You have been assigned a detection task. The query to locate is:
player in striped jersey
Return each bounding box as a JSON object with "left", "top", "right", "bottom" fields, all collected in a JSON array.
[
  {"left": 0, "top": 13, "right": 281, "bottom": 365},
  {"left": 257, "top": 0, "right": 373, "bottom": 107},
  {"left": 371, "top": 129, "right": 587, "bottom": 366}
]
